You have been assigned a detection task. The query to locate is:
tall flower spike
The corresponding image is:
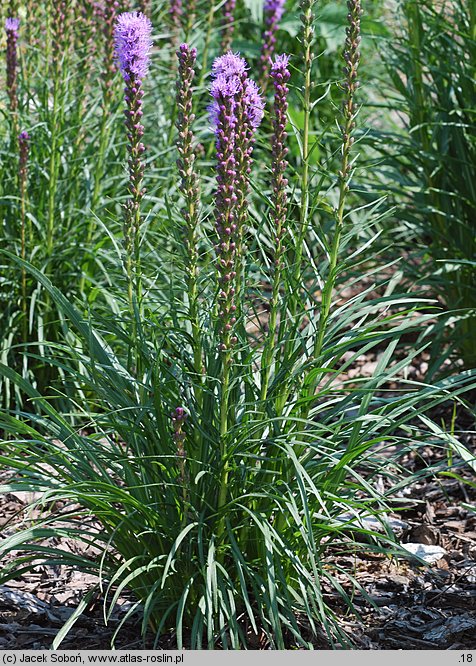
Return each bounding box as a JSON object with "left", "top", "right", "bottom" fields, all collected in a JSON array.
[
  {"left": 51, "top": 2, "right": 71, "bottom": 74},
  {"left": 341, "top": 0, "right": 362, "bottom": 179},
  {"left": 270, "top": 54, "right": 290, "bottom": 267},
  {"left": 220, "top": 0, "right": 236, "bottom": 52},
  {"left": 176, "top": 44, "right": 199, "bottom": 235},
  {"left": 210, "top": 55, "right": 262, "bottom": 538},
  {"left": 5, "top": 18, "right": 20, "bottom": 114},
  {"left": 176, "top": 44, "right": 203, "bottom": 398},
  {"left": 210, "top": 66, "right": 239, "bottom": 353},
  {"left": 96, "top": 0, "right": 121, "bottom": 104},
  {"left": 209, "top": 53, "right": 263, "bottom": 352},
  {"left": 260, "top": 54, "right": 290, "bottom": 403},
  {"left": 259, "top": 0, "right": 286, "bottom": 91},
  {"left": 169, "top": 0, "right": 183, "bottom": 47},
  {"left": 114, "top": 12, "right": 152, "bottom": 327}
]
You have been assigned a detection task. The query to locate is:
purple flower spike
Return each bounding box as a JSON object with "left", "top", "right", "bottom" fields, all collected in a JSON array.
[
  {"left": 259, "top": 0, "right": 286, "bottom": 89},
  {"left": 264, "top": 0, "right": 285, "bottom": 23},
  {"left": 5, "top": 17, "right": 20, "bottom": 114},
  {"left": 209, "top": 53, "right": 263, "bottom": 351},
  {"left": 221, "top": 0, "right": 236, "bottom": 52},
  {"left": 270, "top": 54, "right": 290, "bottom": 268},
  {"left": 114, "top": 11, "right": 153, "bottom": 82},
  {"left": 115, "top": 12, "right": 152, "bottom": 313}
]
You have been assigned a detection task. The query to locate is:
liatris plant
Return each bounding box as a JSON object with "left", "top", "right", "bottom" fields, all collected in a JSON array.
[
  {"left": 176, "top": 44, "right": 202, "bottom": 399},
  {"left": 260, "top": 54, "right": 290, "bottom": 402},
  {"left": 114, "top": 11, "right": 152, "bottom": 329},
  {"left": 5, "top": 17, "right": 20, "bottom": 118},
  {"left": 220, "top": 0, "right": 236, "bottom": 51},
  {"left": 3, "top": 1, "right": 476, "bottom": 650},
  {"left": 259, "top": 0, "right": 285, "bottom": 91}
]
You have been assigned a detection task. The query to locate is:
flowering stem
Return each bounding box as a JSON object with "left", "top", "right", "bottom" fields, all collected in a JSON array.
[
  {"left": 290, "top": 0, "right": 314, "bottom": 316},
  {"left": 208, "top": 54, "right": 263, "bottom": 546},
  {"left": 176, "top": 44, "right": 203, "bottom": 407},
  {"left": 46, "top": 1, "right": 70, "bottom": 258},
  {"left": 313, "top": 0, "right": 362, "bottom": 363},
  {"left": 220, "top": 0, "right": 236, "bottom": 52},
  {"left": 259, "top": 0, "right": 285, "bottom": 93},
  {"left": 5, "top": 17, "right": 20, "bottom": 137},
  {"left": 213, "top": 88, "right": 238, "bottom": 522},
  {"left": 260, "top": 55, "right": 290, "bottom": 405},
  {"left": 114, "top": 11, "right": 152, "bottom": 371}
]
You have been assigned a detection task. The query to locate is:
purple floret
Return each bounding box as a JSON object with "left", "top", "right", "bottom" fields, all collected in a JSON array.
[
  {"left": 244, "top": 79, "right": 265, "bottom": 130},
  {"left": 114, "top": 11, "right": 153, "bottom": 81}
]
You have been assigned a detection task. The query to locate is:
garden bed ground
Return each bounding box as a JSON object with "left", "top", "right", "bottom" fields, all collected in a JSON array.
[{"left": 1, "top": 424, "right": 475, "bottom": 650}]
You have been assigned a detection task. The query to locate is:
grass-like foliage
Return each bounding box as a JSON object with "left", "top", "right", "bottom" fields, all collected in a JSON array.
[
  {"left": 0, "top": 0, "right": 475, "bottom": 650},
  {"left": 381, "top": 0, "right": 476, "bottom": 367}
]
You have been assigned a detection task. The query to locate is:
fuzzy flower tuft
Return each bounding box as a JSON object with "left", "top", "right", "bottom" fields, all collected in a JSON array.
[
  {"left": 5, "top": 17, "right": 20, "bottom": 33},
  {"left": 271, "top": 53, "right": 290, "bottom": 73},
  {"left": 212, "top": 52, "right": 247, "bottom": 79},
  {"left": 114, "top": 11, "right": 153, "bottom": 81},
  {"left": 209, "top": 53, "right": 264, "bottom": 133}
]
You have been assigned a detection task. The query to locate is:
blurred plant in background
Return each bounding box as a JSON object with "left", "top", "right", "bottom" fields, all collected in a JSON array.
[{"left": 379, "top": 0, "right": 476, "bottom": 369}]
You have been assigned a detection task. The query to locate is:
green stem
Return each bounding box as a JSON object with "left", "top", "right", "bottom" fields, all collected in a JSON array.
[
  {"left": 20, "top": 178, "right": 27, "bottom": 346},
  {"left": 260, "top": 269, "right": 281, "bottom": 405},
  {"left": 46, "top": 82, "right": 59, "bottom": 258},
  {"left": 216, "top": 355, "right": 230, "bottom": 545}
]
